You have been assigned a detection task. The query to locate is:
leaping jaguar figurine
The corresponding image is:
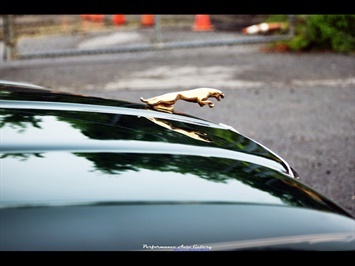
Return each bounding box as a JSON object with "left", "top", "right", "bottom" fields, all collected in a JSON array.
[{"left": 140, "top": 87, "right": 225, "bottom": 112}]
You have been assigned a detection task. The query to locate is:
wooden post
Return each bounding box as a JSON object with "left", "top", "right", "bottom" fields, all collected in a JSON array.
[{"left": 3, "top": 15, "right": 17, "bottom": 61}]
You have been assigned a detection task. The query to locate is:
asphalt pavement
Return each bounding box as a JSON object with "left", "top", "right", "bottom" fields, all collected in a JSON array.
[{"left": 1, "top": 43, "right": 354, "bottom": 217}]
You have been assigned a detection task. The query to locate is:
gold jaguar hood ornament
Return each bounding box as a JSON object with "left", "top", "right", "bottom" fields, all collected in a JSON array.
[{"left": 140, "top": 87, "right": 224, "bottom": 113}]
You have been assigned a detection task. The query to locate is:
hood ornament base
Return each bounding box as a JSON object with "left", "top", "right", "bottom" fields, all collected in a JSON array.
[{"left": 140, "top": 88, "right": 224, "bottom": 113}]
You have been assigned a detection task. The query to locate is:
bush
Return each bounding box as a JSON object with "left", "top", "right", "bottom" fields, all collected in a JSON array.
[{"left": 287, "top": 15, "right": 355, "bottom": 54}]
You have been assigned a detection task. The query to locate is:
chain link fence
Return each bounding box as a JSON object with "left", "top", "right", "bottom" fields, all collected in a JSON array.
[{"left": 1, "top": 15, "right": 294, "bottom": 61}]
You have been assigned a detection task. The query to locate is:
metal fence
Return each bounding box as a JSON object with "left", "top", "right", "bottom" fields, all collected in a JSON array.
[{"left": 1, "top": 15, "right": 294, "bottom": 61}]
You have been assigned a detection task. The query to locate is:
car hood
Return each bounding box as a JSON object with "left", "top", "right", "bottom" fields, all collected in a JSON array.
[{"left": 0, "top": 81, "right": 352, "bottom": 218}]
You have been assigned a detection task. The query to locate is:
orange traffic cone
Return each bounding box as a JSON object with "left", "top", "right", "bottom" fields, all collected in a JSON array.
[
  {"left": 112, "top": 14, "right": 125, "bottom": 25},
  {"left": 90, "top": 15, "right": 104, "bottom": 22},
  {"left": 192, "top": 15, "right": 214, "bottom": 31},
  {"left": 80, "top": 15, "right": 91, "bottom": 20},
  {"left": 141, "top": 15, "right": 155, "bottom": 27}
]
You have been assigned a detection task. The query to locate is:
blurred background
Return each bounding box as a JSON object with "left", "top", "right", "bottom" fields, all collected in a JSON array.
[
  {"left": 2, "top": 14, "right": 354, "bottom": 61},
  {"left": 1, "top": 14, "right": 292, "bottom": 60}
]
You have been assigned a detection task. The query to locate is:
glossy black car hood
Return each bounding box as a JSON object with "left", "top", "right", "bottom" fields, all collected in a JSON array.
[{"left": 0, "top": 81, "right": 352, "bottom": 218}]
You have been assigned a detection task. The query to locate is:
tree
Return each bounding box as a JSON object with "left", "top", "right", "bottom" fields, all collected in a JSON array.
[{"left": 268, "top": 15, "right": 355, "bottom": 54}]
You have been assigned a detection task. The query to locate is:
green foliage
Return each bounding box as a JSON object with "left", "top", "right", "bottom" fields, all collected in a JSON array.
[
  {"left": 265, "top": 15, "right": 288, "bottom": 22},
  {"left": 287, "top": 15, "right": 355, "bottom": 54}
]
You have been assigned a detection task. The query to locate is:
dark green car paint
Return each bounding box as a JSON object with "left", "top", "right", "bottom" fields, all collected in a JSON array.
[{"left": 0, "top": 81, "right": 354, "bottom": 251}]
